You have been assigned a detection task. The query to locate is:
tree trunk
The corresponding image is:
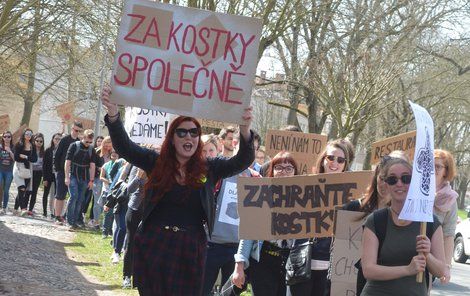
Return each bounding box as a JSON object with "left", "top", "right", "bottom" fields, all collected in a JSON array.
[
  {"left": 20, "top": 0, "right": 41, "bottom": 126},
  {"left": 457, "top": 176, "right": 469, "bottom": 210},
  {"left": 287, "top": 84, "right": 300, "bottom": 128}
]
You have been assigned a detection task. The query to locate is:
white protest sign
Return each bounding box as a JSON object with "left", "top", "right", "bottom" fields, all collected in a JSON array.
[
  {"left": 218, "top": 181, "right": 239, "bottom": 226},
  {"left": 399, "top": 101, "right": 435, "bottom": 222},
  {"left": 111, "top": 0, "right": 263, "bottom": 124},
  {"left": 124, "top": 107, "right": 171, "bottom": 145}
]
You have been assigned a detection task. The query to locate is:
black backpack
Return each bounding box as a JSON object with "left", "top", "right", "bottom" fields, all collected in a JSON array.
[{"left": 355, "top": 209, "right": 434, "bottom": 295}]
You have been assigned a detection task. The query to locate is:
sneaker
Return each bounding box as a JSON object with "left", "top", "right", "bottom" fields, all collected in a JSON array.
[
  {"left": 87, "top": 219, "right": 95, "bottom": 227},
  {"left": 111, "top": 252, "right": 120, "bottom": 264},
  {"left": 76, "top": 223, "right": 85, "bottom": 228},
  {"left": 27, "top": 210, "right": 34, "bottom": 216},
  {"left": 0, "top": 209, "right": 5, "bottom": 215},
  {"left": 68, "top": 225, "right": 78, "bottom": 232},
  {"left": 20, "top": 210, "right": 29, "bottom": 217},
  {"left": 102, "top": 234, "right": 108, "bottom": 239},
  {"left": 122, "top": 276, "right": 132, "bottom": 289}
]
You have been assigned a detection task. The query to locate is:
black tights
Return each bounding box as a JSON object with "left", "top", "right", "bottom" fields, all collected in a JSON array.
[{"left": 15, "top": 179, "right": 31, "bottom": 210}]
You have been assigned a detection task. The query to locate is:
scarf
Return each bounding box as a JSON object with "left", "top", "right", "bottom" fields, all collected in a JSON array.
[{"left": 434, "top": 181, "right": 458, "bottom": 213}]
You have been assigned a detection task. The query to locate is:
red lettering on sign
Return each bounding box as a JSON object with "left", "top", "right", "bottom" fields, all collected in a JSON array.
[{"left": 124, "top": 14, "right": 146, "bottom": 44}]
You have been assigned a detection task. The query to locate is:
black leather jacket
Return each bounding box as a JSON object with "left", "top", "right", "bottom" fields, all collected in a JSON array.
[{"left": 104, "top": 114, "right": 255, "bottom": 237}]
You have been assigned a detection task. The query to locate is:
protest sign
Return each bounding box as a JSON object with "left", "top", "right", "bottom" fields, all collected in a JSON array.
[
  {"left": 330, "top": 210, "right": 365, "bottom": 296},
  {"left": 237, "top": 171, "right": 373, "bottom": 240},
  {"left": 370, "top": 131, "right": 416, "bottom": 165},
  {"left": 399, "top": 101, "right": 435, "bottom": 222},
  {"left": 73, "top": 117, "right": 95, "bottom": 130},
  {"left": 124, "top": 107, "right": 171, "bottom": 145},
  {"left": 199, "top": 118, "right": 232, "bottom": 129},
  {"left": 56, "top": 101, "right": 75, "bottom": 124},
  {"left": 0, "top": 115, "right": 10, "bottom": 132},
  {"left": 265, "top": 130, "right": 327, "bottom": 175},
  {"left": 110, "top": 0, "right": 263, "bottom": 124},
  {"left": 12, "top": 124, "right": 27, "bottom": 144}
]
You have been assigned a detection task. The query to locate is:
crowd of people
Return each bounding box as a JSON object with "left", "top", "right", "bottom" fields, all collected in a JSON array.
[{"left": 0, "top": 87, "right": 459, "bottom": 296}]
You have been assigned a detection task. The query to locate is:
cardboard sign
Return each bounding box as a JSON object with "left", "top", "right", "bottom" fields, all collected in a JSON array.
[
  {"left": 73, "top": 117, "right": 95, "bottom": 130},
  {"left": 265, "top": 129, "right": 327, "bottom": 175},
  {"left": 199, "top": 118, "right": 232, "bottom": 129},
  {"left": 371, "top": 131, "right": 416, "bottom": 165},
  {"left": 0, "top": 115, "right": 10, "bottom": 132},
  {"left": 110, "top": 0, "right": 263, "bottom": 124},
  {"left": 12, "top": 124, "right": 27, "bottom": 144},
  {"left": 237, "top": 171, "right": 373, "bottom": 240},
  {"left": 400, "top": 101, "right": 435, "bottom": 222},
  {"left": 56, "top": 101, "right": 75, "bottom": 124},
  {"left": 124, "top": 107, "right": 171, "bottom": 145},
  {"left": 330, "top": 210, "right": 365, "bottom": 296}
]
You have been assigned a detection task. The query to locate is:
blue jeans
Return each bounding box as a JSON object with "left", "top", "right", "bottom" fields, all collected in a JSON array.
[
  {"left": 0, "top": 170, "right": 13, "bottom": 209},
  {"left": 92, "top": 179, "right": 103, "bottom": 221},
  {"left": 113, "top": 203, "right": 128, "bottom": 254},
  {"left": 202, "top": 242, "right": 238, "bottom": 296},
  {"left": 67, "top": 176, "right": 89, "bottom": 226}
]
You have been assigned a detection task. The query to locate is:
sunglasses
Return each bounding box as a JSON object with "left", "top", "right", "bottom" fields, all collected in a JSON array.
[
  {"left": 325, "top": 155, "right": 346, "bottom": 164},
  {"left": 175, "top": 128, "right": 199, "bottom": 138},
  {"left": 73, "top": 128, "right": 83, "bottom": 133},
  {"left": 35, "top": 140, "right": 43, "bottom": 143},
  {"left": 383, "top": 174, "right": 412, "bottom": 186},
  {"left": 3, "top": 135, "right": 11, "bottom": 138},
  {"left": 25, "top": 132, "right": 33, "bottom": 136},
  {"left": 85, "top": 141, "right": 93, "bottom": 144}
]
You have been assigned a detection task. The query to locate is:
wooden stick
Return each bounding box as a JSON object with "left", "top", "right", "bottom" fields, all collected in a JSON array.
[{"left": 416, "top": 222, "right": 427, "bottom": 283}]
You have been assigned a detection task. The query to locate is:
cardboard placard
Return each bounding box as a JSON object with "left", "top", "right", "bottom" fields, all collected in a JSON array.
[
  {"left": 237, "top": 171, "right": 373, "bottom": 240},
  {"left": 73, "top": 117, "right": 95, "bottom": 130},
  {"left": 265, "top": 129, "right": 327, "bottom": 175},
  {"left": 371, "top": 130, "right": 416, "bottom": 165},
  {"left": 56, "top": 101, "right": 76, "bottom": 124},
  {"left": 0, "top": 115, "right": 10, "bottom": 132},
  {"left": 124, "top": 107, "right": 171, "bottom": 145},
  {"left": 199, "top": 118, "right": 232, "bottom": 129},
  {"left": 110, "top": 0, "right": 263, "bottom": 124},
  {"left": 12, "top": 124, "right": 27, "bottom": 144},
  {"left": 330, "top": 210, "right": 365, "bottom": 296}
]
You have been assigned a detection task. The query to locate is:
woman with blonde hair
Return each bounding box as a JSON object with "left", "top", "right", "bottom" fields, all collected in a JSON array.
[{"left": 433, "top": 149, "right": 458, "bottom": 283}]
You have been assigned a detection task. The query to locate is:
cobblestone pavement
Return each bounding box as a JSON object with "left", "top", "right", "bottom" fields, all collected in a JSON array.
[{"left": 0, "top": 189, "right": 123, "bottom": 296}]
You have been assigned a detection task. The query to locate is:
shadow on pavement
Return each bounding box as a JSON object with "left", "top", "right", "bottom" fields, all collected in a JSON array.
[{"left": 0, "top": 221, "right": 115, "bottom": 295}]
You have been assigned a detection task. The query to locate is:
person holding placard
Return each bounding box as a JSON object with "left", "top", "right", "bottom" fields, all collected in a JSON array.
[
  {"left": 433, "top": 149, "right": 458, "bottom": 284},
  {"left": 101, "top": 86, "right": 255, "bottom": 296},
  {"left": 287, "top": 139, "right": 350, "bottom": 296},
  {"left": 360, "top": 157, "right": 445, "bottom": 296},
  {"left": 232, "top": 151, "right": 298, "bottom": 296},
  {"left": 342, "top": 151, "right": 409, "bottom": 295}
]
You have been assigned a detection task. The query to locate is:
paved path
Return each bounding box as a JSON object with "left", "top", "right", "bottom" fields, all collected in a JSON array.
[{"left": 0, "top": 190, "right": 122, "bottom": 296}]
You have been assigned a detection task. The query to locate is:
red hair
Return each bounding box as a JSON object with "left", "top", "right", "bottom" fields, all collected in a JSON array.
[
  {"left": 267, "top": 151, "right": 299, "bottom": 177},
  {"left": 145, "top": 116, "right": 207, "bottom": 203}
]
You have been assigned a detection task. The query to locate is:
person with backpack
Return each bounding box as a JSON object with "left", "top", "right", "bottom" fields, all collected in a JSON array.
[
  {"left": 360, "top": 157, "right": 446, "bottom": 295},
  {"left": 64, "top": 129, "right": 97, "bottom": 230},
  {"left": 53, "top": 120, "right": 83, "bottom": 224}
]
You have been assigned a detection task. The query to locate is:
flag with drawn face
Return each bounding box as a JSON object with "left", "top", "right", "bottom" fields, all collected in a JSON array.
[{"left": 399, "top": 101, "right": 435, "bottom": 222}]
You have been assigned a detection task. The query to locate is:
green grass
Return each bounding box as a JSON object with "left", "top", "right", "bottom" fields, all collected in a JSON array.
[
  {"left": 458, "top": 209, "right": 469, "bottom": 220},
  {"left": 65, "top": 229, "right": 138, "bottom": 295}
]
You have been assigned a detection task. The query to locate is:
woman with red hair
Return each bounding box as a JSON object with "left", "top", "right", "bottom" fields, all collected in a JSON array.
[{"left": 102, "top": 87, "right": 255, "bottom": 296}]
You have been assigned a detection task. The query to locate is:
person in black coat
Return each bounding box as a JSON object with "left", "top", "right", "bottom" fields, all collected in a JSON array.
[
  {"left": 101, "top": 86, "right": 255, "bottom": 295},
  {"left": 42, "top": 133, "right": 62, "bottom": 218}
]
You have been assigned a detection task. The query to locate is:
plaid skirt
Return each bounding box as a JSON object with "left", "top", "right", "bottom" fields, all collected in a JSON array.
[{"left": 133, "top": 223, "right": 207, "bottom": 296}]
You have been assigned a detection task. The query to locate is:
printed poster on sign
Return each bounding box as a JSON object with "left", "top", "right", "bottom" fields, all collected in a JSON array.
[
  {"left": 124, "top": 107, "right": 171, "bottom": 145},
  {"left": 111, "top": 0, "right": 263, "bottom": 124},
  {"left": 399, "top": 101, "right": 435, "bottom": 222},
  {"left": 218, "top": 182, "right": 239, "bottom": 226}
]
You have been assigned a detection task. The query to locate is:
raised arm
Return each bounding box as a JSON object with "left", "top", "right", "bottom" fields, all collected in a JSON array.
[{"left": 101, "top": 86, "right": 157, "bottom": 173}]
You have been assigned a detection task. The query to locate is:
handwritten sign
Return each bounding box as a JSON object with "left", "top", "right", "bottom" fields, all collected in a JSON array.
[
  {"left": 199, "top": 118, "right": 232, "bottom": 129},
  {"left": 330, "top": 210, "right": 365, "bottom": 296},
  {"left": 124, "top": 107, "right": 171, "bottom": 145},
  {"left": 371, "top": 131, "right": 416, "bottom": 165},
  {"left": 73, "top": 117, "right": 95, "bottom": 130},
  {"left": 218, "top": 181, "right": 239, "bottom": 225},
  {"left": 56, "top": 101, "right": 75, "bottom": 124},
  {"left": 399, "top": 101, "right": 435, "bottom": 222},
  {"left": 110, "top": 0, "right": 263, "bottom": 124},
  {"left": 237, "top": 171, "right": 373, "bottom": 240},
  {"left": 0, "top": 115, "right": 10, "bottom": 132},
  {"left": 265, "top": 129, "right": 327, "bottom": 175}
]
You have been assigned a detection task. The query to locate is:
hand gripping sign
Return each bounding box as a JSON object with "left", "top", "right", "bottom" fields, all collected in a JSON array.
[{"left": 111, "top": 0, "right": 262, "bottom": 124}]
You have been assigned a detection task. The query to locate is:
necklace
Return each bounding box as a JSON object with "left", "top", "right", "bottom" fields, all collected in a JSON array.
[{"left": 390, "top": 207, "right": 408, "bottom": 226}]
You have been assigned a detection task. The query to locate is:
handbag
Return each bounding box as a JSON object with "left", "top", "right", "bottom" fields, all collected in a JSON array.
[
  {"left": 285, "top": 239, "right": 313, "bottom": 285},
  {"left": 16, "top": 162, "right": 31, "bottom": 179}
]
